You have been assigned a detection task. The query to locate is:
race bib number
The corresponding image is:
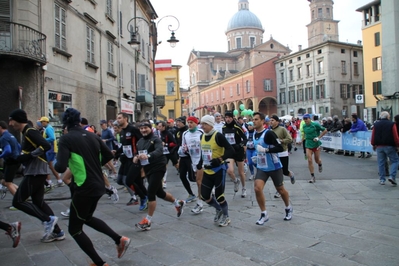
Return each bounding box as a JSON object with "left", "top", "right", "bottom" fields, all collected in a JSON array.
[
  {"left": 247, "top": 140, "right": 254, "bottom": 149},
  {"left": 188, "top": 140, "right": 201, "bottom": 156},
  {"left": 123, "top": 145, "right": 133, "bottom": 158},
  {"left": 225, "top": 133, "right": 235, "bottom": 145},
  {"left": 257, "top": 152, "right": 268, "bottom": 168},
  {"left": 202, "top": 149, "right": 212, "bottom": 165},
  {"left": 138, "top": 150, "right": 149, "bottom": 165},
  {"left": 163, "top": 146, "right": 170, "bottom": 154}
]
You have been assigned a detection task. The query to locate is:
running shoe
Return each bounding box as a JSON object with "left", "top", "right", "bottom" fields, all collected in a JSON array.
[
  {"left": 214, "top": 209, "right": 223, "bottom": 223},
  {"left": 218, "top": 215, "right": 231, "bottom": 227},
  {"left": 9, "top": 206, "right": 17, "bottom": 211},
  {"left": 0, "top": 185, "right": 7, "bottom": 199},
  {"left": 191, "top": 204, "right": 203, "bottom": 214},
  {"left": 116, "top": 236, "right": 131, "bottom": 258},
  {"left": 290, "top": 171, "right": 296, "bottom": 184},
  {"left": 163, "top": 181, "right": 167, "bottom": 189},
  {"left": 43, "top": 216, "right": 58, "bottom": 236},
  {"left": 256, "top": 213, "right": 269, "bottom": 225},
  {"left": 284, "top": 206, "right": 293, "bottom": 221},
  {"left": 56, "top": 181, "right": 65, "bottom": 187},
  {"left": 249, "top": 174, "right": 254, "bottom": 181},
  {"left": 244, "top": 163, "right": 248, "bottom": 174},
  {"left": 139, "top": 196, "right": 148, "bottom": 211},
  {"left": 388, "top": 178, "right": 397, "bottom": 186},
  {"left": 126, "top": 197, "right": 138, "bottom": 206},
  {"left": 175, "top": 200, "right": 185, "bottom": 217},
  {"left": 233, "top": 178, "right": 240, "bottom": 193},
  {"left": 110, "top": 186, "right": 119, "bottom": 203},
  {"left": 318, "top": 164, "right": 323, "bottom": 173},
  {"left": 135, "top": 218, "right": 151, "bottom": 231},
  {"left": 309, "top": 176, "right": 316, "bottom": 183},
  {"left": 44, "top": 185, "right": 53, "bottom": 194},
  {"left": 241, "top": 188, "right": 247, "bottom": 198},
  {"left": 185, "top": 194, "right": 197, "bottom": 203},
  {"left": 41, "top": 230, "right": 65, "bottom": 243},
  {"left": 6, "top": 221, "right": 21, "bottom": 248},
  {"left": 379, "top": 180, "right": 385, "bottom": 185},
  {"left": 61, "top": 209, "right": 70, "bottom": 217},
  {"left": 274, "top": 191, "right": 281, "bottom": 198}
]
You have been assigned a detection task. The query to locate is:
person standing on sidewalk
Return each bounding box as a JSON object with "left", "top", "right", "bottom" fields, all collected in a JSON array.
[
  {"left": 371, "top": 111, "right": 399, "bottom": 186},
  {"left": 301, "top": 114, "right": 327, "bottom": 183},
  {"left": 8, "top": 109, "right": 64, "bottom": 243},
  {"left": 55, "top": 108, "right": 130, "bottom": 265},
  {"left": 251, "top": 112, "right": 293, "bottom": 225},
  {"left": 270, "top": 115, "right": 295, "bottom": 199},
  {"left": 134, "top": 120, "right": 185, "bottom": 231},
  {"left": 199, "top": 115, "right": 234, "bottom": 226},
  {"left": 0, "top": 121, "right": 21, "bottom": 197}
]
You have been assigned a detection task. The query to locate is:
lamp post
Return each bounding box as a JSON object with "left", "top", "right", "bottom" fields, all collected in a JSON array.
[{"left": 127, "top": 15, "right": 180, "bottom": 120}]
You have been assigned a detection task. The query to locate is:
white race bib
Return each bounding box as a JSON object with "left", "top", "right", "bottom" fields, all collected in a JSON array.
[
  {"left": 257, "top": 152, "right": 268, "bottom": 168},
  {"left": 202, "top": 149, "right": 212, "bottom": 165},
  {"left": 163, "top": 146, "right": 170, "bottom": 154},
  {"left": 123, "top": 145, "right": 133, "bottom": 158},
  {"left": 225, "top": 133, "right": 235, "bottom": 145},
  {"left": 138, "top": 150, "right": 149, "bottom": 165}
]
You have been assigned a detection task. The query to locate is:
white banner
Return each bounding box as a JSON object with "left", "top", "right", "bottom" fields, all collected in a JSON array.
[{"left": 320, "top": 132, "right": 342, "bottom": 149}]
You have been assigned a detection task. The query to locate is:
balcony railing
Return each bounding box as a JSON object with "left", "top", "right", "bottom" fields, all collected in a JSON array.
[
  {"left": 0, "top": 21, "right": 47, "bottom": 64},
  {"left": 136, "top": 89, "right": 153, "bottom": 104}
]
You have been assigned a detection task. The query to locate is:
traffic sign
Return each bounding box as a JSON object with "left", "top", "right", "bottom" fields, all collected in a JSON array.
[{"left": 355, "top": 94, "right": 364, "bottom": 104}]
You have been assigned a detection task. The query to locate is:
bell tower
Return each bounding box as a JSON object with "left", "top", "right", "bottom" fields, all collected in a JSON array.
[{"left": 306, "top": 0, "right": 339, "bottom": 47}]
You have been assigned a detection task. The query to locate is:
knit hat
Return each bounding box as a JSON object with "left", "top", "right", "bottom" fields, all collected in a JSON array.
[
  {"left": 225, "top": 111, "right": 234, "bottom": 118},
  {"left": 9, "top": 109, "right": 28, "bottom": 123},
  {"left": 200, "top": 115, "right": 215, "bottom": 126},
  {"left": 62, "top": 108, "right": 81, "bottom": 127},
  {"left": 176, "top": 116, "right": 186, "bottom": 124},
  {"left": 187, "top": 116, "right": 199, "bottom": 124},
  {"left": 214, "top": 112, "right": 221, "bottom": 117}
]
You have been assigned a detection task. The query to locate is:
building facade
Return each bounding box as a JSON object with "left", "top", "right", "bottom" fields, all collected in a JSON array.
[
  {"left": 276, "top": 0, "right": 365, "bottom": 119},
  {"left": 0, "top": 0, "right": 157, "bottom": 135},
  {"left": 187, "top": 0, "right": 290, "bottom": 117}
]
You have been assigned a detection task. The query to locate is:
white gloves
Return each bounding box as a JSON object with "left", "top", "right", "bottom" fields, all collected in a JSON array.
[
  {"left": 256, "top": 145, "right": 268, "bottom": 153},
  {"left": 251, "top": 156, "right": 257, "bottom": 164},
  {"left": 313, "top": 137, "right": 319, "bottom": 142}
]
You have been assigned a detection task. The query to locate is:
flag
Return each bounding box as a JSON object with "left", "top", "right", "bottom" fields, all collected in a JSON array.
[{"left": 155, "top": 59, "right": 172, "bottom": 71}]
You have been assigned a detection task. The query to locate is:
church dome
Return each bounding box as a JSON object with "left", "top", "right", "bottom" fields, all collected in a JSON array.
[{"left": 226, "top": 1, "right": 263, "bottom": 32}]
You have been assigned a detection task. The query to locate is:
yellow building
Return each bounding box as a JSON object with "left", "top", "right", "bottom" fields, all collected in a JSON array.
[
  {"left": 155, "top": 60, "right": 182, "bottom": 120},
  {"left": 357, "top": 1, "right": 382, "bottom": 122}
]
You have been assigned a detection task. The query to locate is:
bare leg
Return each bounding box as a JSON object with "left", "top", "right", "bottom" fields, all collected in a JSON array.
[{"left": 254, "top": 179, "right": 266, "bottom": 211}]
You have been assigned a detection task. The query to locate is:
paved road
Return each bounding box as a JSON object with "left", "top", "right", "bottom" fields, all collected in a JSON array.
[{"left": 0, "top": 149, "right": 398, "bottom": 266}]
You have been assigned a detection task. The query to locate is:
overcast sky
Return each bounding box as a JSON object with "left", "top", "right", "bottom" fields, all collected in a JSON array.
[{"left": 150, "top": 0, "right": 370, "bottom": 88}]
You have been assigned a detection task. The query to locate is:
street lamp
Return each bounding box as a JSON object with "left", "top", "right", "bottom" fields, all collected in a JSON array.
[{"left": 127, "top": 15, "right": 180, "bottom": 120}]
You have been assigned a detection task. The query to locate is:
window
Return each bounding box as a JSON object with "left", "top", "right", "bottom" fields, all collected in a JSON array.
[
  {"left": 130, "top": 69, "right": 135, "bottom": 91},
  {"left": 307, "top": 108, "right": 312, "bottom": 114},
  {"left": 341, "top": 49, "right": 345, "bottom": 54},
  {"left": 228, "top": 41, "right": 230, "bottom": 51},
  {"left": 297, "top": 66, "right": 302, "bottom": 79},
  {"left": 206, "top": 94, "right": 208, "bottom": 103},
  {"left": 317, "top": 61, "right": 324, "bottom": 74},
  {"left": 289, "top": 59, "right": 293, "bottom": 64},
  {"left": 289, "top": 69, "right": 293, "bottom": 81},
  {"left": 353, "top": 62, "right": 359, "bottom": 76},
  {"left": 167, "top": 81, "right": 174, "bottom": 95},
  {"left": 264, "top": 79, "right": 272, "bottom": 91},
  {"left": 374, "top": 32, "right": 380, "bottom": 46},
  {"left": 373, "top": 81, "right": 382, "bottom": 95},
  {"left": 289, "top": 89, "right": 295, "bottom": 103},
  {"left": 216, "top": 91, "right": 219, "bottom": 101},
  {"left": 280, "top": 62, "right": 284, "bottom": 67},
  {"left": 319, "top": 106, "right": 324, "bottom": 114},
  {"left": 119, "top": 62, "right": 123, "bottom": 87},
  {"left": 107, "top": 41, "right": 114, "bottom": 73},
  {"left": 230, "top": 86, "right": 233, "bottom": 97},
  {"left": 372, "top": 57, "right": 382, "bottom": 71},
  {"left": 250, "top": 37, "right": 255, "bottom": 48},
  {"left": 341, "top": 61, "right": 347, "bottom": 74},
  {"left": 106, "top": 0, "right": 113, "bottom": 18},
  {"left": 306, "top": 64, "right": 311, "bottom": 77},
  {"left": 138, "top": 74, "right": 145, "bottom": 89},
  {"left": 352, "top": 85, "right": 363, "bottom": 99},
  {"left": 306, "top": 84, "right": 313, "bottom": 100},
  {"left": 297, "top": 89, "right": 304, "bottom": 101},
  {"left": 280, "top": 72, "right": 284, "bottom": 84},
  {"left": 141, "top": 39, "right": 145, "bottom": 59},
  {"left": 55, "top": 4, "right": 67, "bottom": 51},
  {"left": 236, "top": 37, "right": 242, "bottom": 49},
  {"left": 312, "top": 10, "right": 315, "bottom": 20},
  {"left": 168, "top": 110, "right": 175, "bottom": 119},
  {"left": 246, "top": 80, "right": 250, "bottom": 93},
  {"left": 119, "top": 11, "right": 122, "bottom": 35},
  {"left": 326, "top": 8, "right": 330, "bottom": 17},
  {"left": 340, "top": 84, "right": 350, "bottom": 99},
  {"left": 279, "top": 91, "right": 286, "bottom": 104},
  {"left": 318, "top": 8, "right": 322, "bottom": 18},
  {"left": 306, "top": 53, "right": 310, "bottom": 58},
  {"left": 297, "top": 56, "right": 301, "bottom": 61},
  {"left": 317, "top": 49, "right": 322, "bottom": 54},
  {"left": 236, "top": 84, "right": 240, "bottom": 95},
  {"left": 222, "top": 88, "right": 225, "bottom": 99},
  {"left": 211, "top": 92, "right": 213, "bottom": 102},
  {"left": 353, "top": 51, "right": 358, "bottom": 57},
  {"left": 318, "top": 81, "right": 326, "bottom": 98},
  {"left": 86, "top": 26, "right": 95, "bottom": 63}
]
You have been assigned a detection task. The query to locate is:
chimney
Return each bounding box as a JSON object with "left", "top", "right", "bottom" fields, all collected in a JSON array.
[
  {"left": 357, "top": 40, "right": 362, "bottom": 45},
  {"left": 298, "top": 45, "right": 302, "bottom": 51}
]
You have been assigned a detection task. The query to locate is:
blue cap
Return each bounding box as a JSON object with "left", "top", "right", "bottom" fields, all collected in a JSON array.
[
  {"left": 247, "top": 121, "right": 254, "bottom": 126},
  {"left": 265, "top": 117, "right": 270, "bottom": 122},
  {"left": 303, "top": 114, "right": 311, "bottom": 119}
]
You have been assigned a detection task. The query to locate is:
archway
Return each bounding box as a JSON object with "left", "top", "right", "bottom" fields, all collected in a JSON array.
[
  {"left": 258, "top": 97, "right": 278, "bottom": 117},
  {"left": 228, "top": 102, "right": 235, "bottom": 112},
  {"left": 246, "top": 99, "right": 254, "bottom": 112}
]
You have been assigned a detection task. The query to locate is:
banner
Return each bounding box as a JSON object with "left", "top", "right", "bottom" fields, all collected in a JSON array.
[
  {"left": 341, "top": 131, "right": 374, "bottom": 153},
  {"left": 320, "top": 132, "right": 342, "bottom": 150}
]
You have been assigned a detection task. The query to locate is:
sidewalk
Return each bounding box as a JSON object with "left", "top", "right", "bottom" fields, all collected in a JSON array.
[{"left": 0, "top": 151, "right": 398, "bottom": 266}]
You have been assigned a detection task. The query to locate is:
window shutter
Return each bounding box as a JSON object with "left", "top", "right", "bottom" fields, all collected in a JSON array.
[
  {"left": 0, "top": 0, "right": 11, "bottom": 23},
  {"left": 316, "top": 85, "right": 320, "bottom": 99}
]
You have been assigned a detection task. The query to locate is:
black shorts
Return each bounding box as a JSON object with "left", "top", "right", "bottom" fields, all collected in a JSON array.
[
  {"left": 3, "top": 161, "right": 21, "bottom": 183},
  {"left": 231, "top": 146, "right": 245, "bottom": 162}
]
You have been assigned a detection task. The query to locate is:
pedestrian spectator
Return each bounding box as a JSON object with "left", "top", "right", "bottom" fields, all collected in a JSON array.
[
  {"left": 134, "top": 120, "right": 185, "bottom": 230},
  {"left": 371, "top": 111, "right": 399, "bottom": 186},
  {"left": 349, "top": 114, "right": 371, "bottom": 158},
  {"left": 8, "top": 109, "right": 64, "bottom": 243},
  {"left": 199, "top": 115, "right": 234, "bottom": 226},
  {"left": 330, "top": 115, "right": 343, "bottom": 154},
  {"left": 0, "top": 220, "right": 21, "bottom": 248},
  {"left": 55, "top": 108, "right": 130, "bottom": 265},
  {"left": 301, "top": 113, "right": 328, "bottom": 183},
  {"left": 341, "top": 118, "right": 355, "bottom": 156},
  {"left": 251, "top": 112, "right": 293, "bottom": 224}
]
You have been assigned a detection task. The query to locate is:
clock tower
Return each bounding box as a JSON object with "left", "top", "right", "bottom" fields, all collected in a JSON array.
[{"left": 306, "top": 0, "right": 339, "bottom": 47}]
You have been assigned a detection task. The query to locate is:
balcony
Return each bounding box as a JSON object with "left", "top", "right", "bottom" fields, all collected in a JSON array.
[
  {"left": 136, "top": 89, "right": 153, "bottom": 105},
  {"left": 0, "top": 21, "right": 47, "bottom": 65}
]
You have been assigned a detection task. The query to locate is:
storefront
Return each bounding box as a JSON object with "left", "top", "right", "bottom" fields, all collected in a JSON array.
[
  {"left": 48, "top": 91, "right": 72, "bottom": 138},
  {"left": 121, "top": 99, "right": 134, "bottom": 122}
]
